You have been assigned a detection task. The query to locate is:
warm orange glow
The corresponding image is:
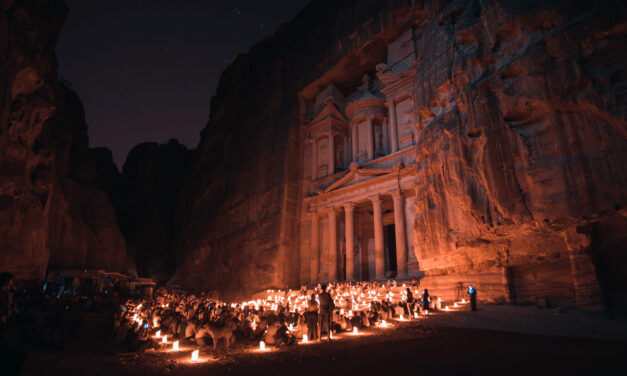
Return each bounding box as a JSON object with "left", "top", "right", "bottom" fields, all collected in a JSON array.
[
  {"left": 259, "top": 341, "right": 266, "bottom": 350},
  {"left": 414, "top": 312, "right": 419, "bottom": 319},
  {"left": 155, "top": 330, "right": 161, "bottom": 338},
  {"left": 172, "top": 340, "right": 179, "bottom": 351},
  {"left": 302, "top": 334, "right": 308, "bottom": 343},
  {"left": 191, "top": 350, "right": 199, "bottom": 361},
  {"left": 353, "top": 326, "right": 358, "bottom": 334},
  {"left": 162, "top": 335, "right": 168, "bottom": 343}
]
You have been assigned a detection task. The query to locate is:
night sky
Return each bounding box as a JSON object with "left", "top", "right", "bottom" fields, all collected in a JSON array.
[{"left": 56, "top": 0, "right": 311, "bottom": 168}]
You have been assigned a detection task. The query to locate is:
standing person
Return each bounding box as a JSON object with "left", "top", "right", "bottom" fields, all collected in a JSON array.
[
  {"left": 306, "top": 294, "right": 318, "bottom": 340},
  {"left": 318, "top": 284, "right": 334, "bottom": 341},
  {"left": 468, "top": 285, "right": 477, "bottom": 311},
  {"left": 421, "top": 289, "right": 429, "bottom": 312}
]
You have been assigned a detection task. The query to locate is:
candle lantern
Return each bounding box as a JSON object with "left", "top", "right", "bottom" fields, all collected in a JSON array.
[
  {"left": 191, "top": 350, "right": 199, "bottom": 361},
  {"left": 173, "top": 340, "right": 179, "bottom": 351},
  {"left": 162, "top": 335, "right": 168, "bottom": 343},
  {"left": 260, "top": 341, "right": 266, "bottom": 350},
  {"left": 303, "top": 334, "right": 308, "bottom": 343}
]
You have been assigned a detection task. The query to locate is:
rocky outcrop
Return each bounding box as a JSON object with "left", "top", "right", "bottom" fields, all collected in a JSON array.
[
  {"left": 173, "top": 0, "right": 627, "bottom": 311},
  {"left": 410, "top": 0, "right": 627, "bottom": 312},
  {"left": 0, "top": 0, "right": 132, "bottom": 279},
  {"left": 114, "top": 140, "right": 192, "bottom": 281}
]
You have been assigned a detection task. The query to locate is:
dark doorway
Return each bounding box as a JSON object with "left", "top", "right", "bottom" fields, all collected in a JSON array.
[{"left": 385, "top": 224, "right": 397, "bottom": 276}]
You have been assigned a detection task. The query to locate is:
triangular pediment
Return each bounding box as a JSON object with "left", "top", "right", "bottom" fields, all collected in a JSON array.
[
  {"left": 323, "top": 167, "right": 394, "bottom": 193},
  {"left": 311, "top": 99, "right": 347, "bottom": 126}
]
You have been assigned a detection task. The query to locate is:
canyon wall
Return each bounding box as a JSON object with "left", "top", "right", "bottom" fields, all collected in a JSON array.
[
  {"left": 0, "top": 0, "right": 132, "bottom": 280},
  {"left": 410, "top": 0, "right": 627, "bottom": 312},
  {"left": 173, "top": 0, "right": 627, "bottom": 312}
]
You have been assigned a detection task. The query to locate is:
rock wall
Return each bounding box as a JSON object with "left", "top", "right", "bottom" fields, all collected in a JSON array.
[
  {"left": 173, "top": 0, "right": 627, "bottom": 311},
  {"left": 115, "top": 140, "right": 192, "bottom": 281},
  {"left": 0, "top": 0, "right": 132, "bottom": 280},
  {"left": 410, "top": 0, "right": 627, "bottom": 312}
]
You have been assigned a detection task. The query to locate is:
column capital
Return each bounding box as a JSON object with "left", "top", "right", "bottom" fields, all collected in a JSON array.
[
  {"left": 369, "top": 194, "right": 382, "bottom": 205},
  {"left": 326, "top": 206, "right": 339, "bottom": 214},
  {"left": 391, "top": 189, "right": 403, "bottom": 201},
  {"left": 343, "top": 202, "right": 356, "bottom": 212},
  {"left": 386, "top": 99, "right": 395, "bottom": 108}
]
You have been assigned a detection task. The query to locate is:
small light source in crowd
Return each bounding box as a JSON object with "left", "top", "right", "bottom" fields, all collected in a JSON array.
[
  {"left": 259, "top": 341, "right": 266, "bottom": 350},
  {"left": 155, "top": 330, "right": 161, "bottom": 338},
  {"left": 380, "top": 320, "right": 388, "bottom": 328},
  {"left": 353, "top": 326, "right": 358, "bottom": 334},
  {"left": 191, "top": 350, "right": 199, "bottom": 361},
  {"left": 303, "top": 334, "right": 308, "bottom": 343},
  {"left": 162, "top": 335, "right": 168, "bottom": 343},
  {"left": 414, "top": 312, "right": 419, "bottom": 319},
  {"left": 173, "top": 340, "right": 179, "bottom": 351}
]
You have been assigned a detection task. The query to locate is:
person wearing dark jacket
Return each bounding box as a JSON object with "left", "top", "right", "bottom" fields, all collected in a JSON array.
[
  {"left": 468, "top": 285, "right": 477, "bottom": 311},
  {"left": 421, "top": 289, "right": 429, "bottom": 312},
  {"left": 318, "top": 284, "right": 334, "bottom": 340}
]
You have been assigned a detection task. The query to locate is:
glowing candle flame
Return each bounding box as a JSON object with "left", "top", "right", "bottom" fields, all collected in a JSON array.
[
  {"left": 155, "top": 330, "right": 161, "bottom": 338},
  {"left": 288, "top": 323, "right": 293, "bottom": 331},
  {"left": 381, "top": 320, "right": 388, "bottom": 328},
  {"left": 444, "top": 306, "right": 450, "bottom": 311},
  {"left": 414, "top": 312, "right": 419, "bottom": 319},
  {"left": 191, "top": 350, "right": 199, "bottom": 361},
  {"left": 400, "top": 314, "right": 404, "bottom": 320},
  {"left": 462, "top": 298, "right": 466, "bottom": 303},
  {"left": 353, "top": 327, "right": 358, "bottom": 334},
  {"left": 162, "top": 335, "right": 168, "bottom": 343},
  {"left": 173, "top": 340, "right": 179, "bottom": 351},
  {"left": 329, "top": 331, "right": 333, "bottom": 339},
  {"left": 260, "top": 341, "right": 266, "bottom": 350},
  {"left": 303, "top": 334, "right": 308, "bottom": 343},
  {"left": 453, "top": 302, "right": 458, "bottom": 307}
]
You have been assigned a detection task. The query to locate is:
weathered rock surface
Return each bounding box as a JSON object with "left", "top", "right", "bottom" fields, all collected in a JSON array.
[
  {"left": 172, "top": 0, "right": 627, "bottom": 312},
  {"left": 0, "top": 0, "right": 132, "bottom": 279},
  {"left": 114, "top": 140, "right": 192, "bottom": 281},
  {"left": 410, "top": 0, "right": 627, "bottom": 312}
]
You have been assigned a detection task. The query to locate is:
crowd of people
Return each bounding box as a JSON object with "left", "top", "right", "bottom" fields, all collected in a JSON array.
[
  {"left": 1, "top": 270, "right": 477, "bottom": 374},
  {"left": 112, "top": 279, "right": 441, "bottom": 352}
]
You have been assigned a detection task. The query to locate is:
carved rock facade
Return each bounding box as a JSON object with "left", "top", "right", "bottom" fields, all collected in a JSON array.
[{"left": 174, "top": 0, "right": 627, "bottom": 313}]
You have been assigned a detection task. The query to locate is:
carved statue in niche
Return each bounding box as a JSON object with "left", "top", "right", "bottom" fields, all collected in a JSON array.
[
  {"left": 374, "top": 125, "right": 383, "bottom": 153},
  {"left": 335, "top": 139, "right": 343, "bottom": 169}
]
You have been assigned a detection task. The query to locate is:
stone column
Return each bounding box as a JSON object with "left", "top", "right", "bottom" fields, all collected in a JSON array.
[
  {"left": 392, "top": 190, "right": 408, "bottom": 277},
  {"left": 370, "top": 195, "right": 385, "bottom": 279},
  {"left": 387, "top": 101, "right": 398, "bottom": 153},
  {"left": 310, "top": 211, "right": 319, "bottom": 283},
  {"left": 351, "top": 124, "right": 358, "bottom": 162},
  {"left": 366, "top": 115, "right": 374, "bottom": 161},
  {"left": 311, "top": 138, "right": 318, "bottom": 180},
  {"left": 328, "top": 207, "right": 338, "bottom": 281},
  {"left": 343, "top": 202, "right": 356, "bottom": 281},
  {"left": 328, "top": 133, "right": 335, "bottom": 175}
]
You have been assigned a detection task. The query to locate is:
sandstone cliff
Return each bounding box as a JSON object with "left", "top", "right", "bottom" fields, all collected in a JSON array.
[
  {"left": 0, "top": 0, "right": 132, "bottom": 279},
  {"left": 115, "top": 140, "right": 192, "bottom": 281},
  {"left": 172, "top": 0, "right": 627, "bottom": 312}
]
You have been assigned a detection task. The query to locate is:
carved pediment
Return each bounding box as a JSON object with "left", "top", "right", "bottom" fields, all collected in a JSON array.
[
  {"left": 310, "top": 98, "right": 347, "bottom": 130},
  {"left": 376, "top": 62, "right": 417, "bottom": 96},
  {"left": 323, "top": 162, "right": 404, "bottom": 193}
]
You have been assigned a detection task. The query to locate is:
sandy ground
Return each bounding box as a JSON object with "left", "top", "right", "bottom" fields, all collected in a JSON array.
[{"left": 18, "top": 304, "right": 627, "bottom": 376}]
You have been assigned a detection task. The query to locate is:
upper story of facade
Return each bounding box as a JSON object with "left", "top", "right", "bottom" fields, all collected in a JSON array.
[{"left": 301, "top": 28, "right": 419, "bottom": 198}]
